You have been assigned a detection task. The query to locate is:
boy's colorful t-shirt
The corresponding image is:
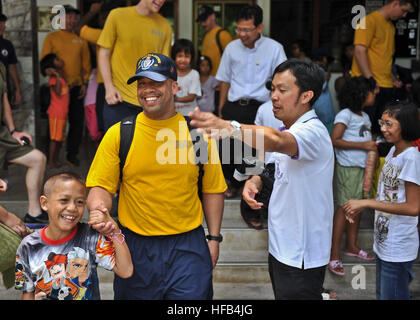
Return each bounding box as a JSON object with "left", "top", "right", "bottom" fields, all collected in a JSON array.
[{"left": 15, "top": 223, "right": 115, "bottom": 300}]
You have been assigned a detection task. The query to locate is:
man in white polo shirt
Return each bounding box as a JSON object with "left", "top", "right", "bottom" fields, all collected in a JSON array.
[
  {"left": 215, "top": 4, "right": 287, "bottom": 198},
  {"left": 189, "top": 59, "right": 334, "bottom": 300}
]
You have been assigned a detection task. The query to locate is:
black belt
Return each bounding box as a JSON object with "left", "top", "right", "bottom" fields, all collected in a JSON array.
[{"left": 233, "top": 98, "right": 263, "bottom": 106}]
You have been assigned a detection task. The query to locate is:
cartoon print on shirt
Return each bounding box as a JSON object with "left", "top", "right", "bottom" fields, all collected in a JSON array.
[
  {"left": 14, "top": 256, "right": 25, "bottom": 289},
  {"left": 35, "top": 252, "right": 80, "bottom": 300},
  {"left": 375, "top": 214, "right": 390, "bottom": 243},
  {"left": 381, "top": 161, "right": 402, "bottom": 202},
  {"left": 359, "top": 124, "right": 370, "bottom": 138},
  {"left": 375, "top": 161, "right": 402, "bottom": 243},
  {"left": 66, "top": 247, "right": 91, "bottom": 300}
]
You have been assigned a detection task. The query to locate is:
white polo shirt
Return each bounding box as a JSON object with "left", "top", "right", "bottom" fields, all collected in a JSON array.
[
  {"left": 268, "top": 110, "right": 334, "bottom": 269},
  {"left": 254, "top": 100, "right": 284, "bottom": 163},
  {"left": 216, "top": 35, "right": 287, "bottom": 103}
]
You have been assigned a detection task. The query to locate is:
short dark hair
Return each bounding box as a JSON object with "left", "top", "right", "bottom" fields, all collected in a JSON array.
[
  {"left": 271, "top": 59, "right": 325, "bottom": 107},
  {"left": 0, "top": 14, "right": 7, "bottom": 22},
  {"left": 171, "top": 39, "right": 195, "bottom": 66},
  {"left": 236, "top": 4, "right": 263, "bottom": 27},
  {"left": 337, "top": 76, "right": 377, "bottom": 112},
  {"left": 198, "top": 55, "right": 212, "bottom": 72},
  {"left": 291, "top": 39, "right": 309, "bottom": 55},
  {"left": 40, "top": 53, "right": 57, "bottom": 77},
  {"left": 383, "top": 102, "right": 420, "bottom": 141},
  {"left": 43, "top": 171, "right": 86, "bottom": 197}
]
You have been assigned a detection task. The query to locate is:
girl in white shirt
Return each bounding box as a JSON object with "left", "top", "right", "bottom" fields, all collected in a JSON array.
[
  {"left": 343, "top": 102, "right": 420, "bottom": 300},
  {"left": 171, "top": 39, "right": 201, "bottom": 116},
  {"left": 329, "top": 76, "right": 378, "bottom": 276}
]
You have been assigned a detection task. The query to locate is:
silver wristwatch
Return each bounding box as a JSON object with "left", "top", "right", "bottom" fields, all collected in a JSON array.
[{"left": 230, "top": 120, "right": 242, "bottom": 138}]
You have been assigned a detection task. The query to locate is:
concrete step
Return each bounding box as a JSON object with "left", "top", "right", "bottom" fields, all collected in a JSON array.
[
  {"left": 210, "top": 199, "right": 375, "bottom": 230},
  {"left": 4, "top": 264, "right": 420, "bottom": 300},
  {"left": 2, "top": 198, "right": 376, "bottom": 229}
]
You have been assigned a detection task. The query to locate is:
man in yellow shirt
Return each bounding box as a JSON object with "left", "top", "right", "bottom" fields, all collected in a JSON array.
[
  {"left": 351, "top": 0, "right": 415, "bottom": 134},
  {"left": 197, "top": 5, "right": 232, "bottom": 77},
  {"left": 97, "top": 0, "right": 172, "bottom": 131},
  {"left": 75, "top": 1, "right": 123, "bottom": 133},
  {"left": 86, "top": 53, "right": 226, "bottom": 299},
  {"left": 41, "top": 5, "right": 91, "bottom": 166}
]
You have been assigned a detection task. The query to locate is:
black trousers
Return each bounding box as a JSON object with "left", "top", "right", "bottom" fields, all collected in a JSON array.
[
  {"left": 96, "top": 83, "right": 105, "bottom": 132},
  {"left": 103, "top": 100, "right": 142, "bottom": 132},
  {"left": 268, "top": 254, "right": 326, "bottom": 300},
  {"left": 219, "top": 100, "right": 262, "bottom": 187},
  {"left": 66, "top": 86, "right": 85, "bottom": 162}
]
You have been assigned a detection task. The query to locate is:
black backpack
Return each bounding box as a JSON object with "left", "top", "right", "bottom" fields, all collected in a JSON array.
[{"left": 118, "top": 114, "right": 206, "bottom": 198}]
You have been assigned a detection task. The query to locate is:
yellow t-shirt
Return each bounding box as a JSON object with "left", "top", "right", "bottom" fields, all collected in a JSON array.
[
  {"left": 97, "top": 6, "right": 172, "bottom": 106},
  {"left": 351, "top": 11, "right": 395, "bottom": 88},
  {"left": 201, "top": 26, "right": 232, "bottom": 77},
  {"left": 41, "top": 30, "right": 91, "bottom": 87},
  {"left": 86, "top": 112, "right": 227, "bottom": 236},
  {"left": 80, "top": 25, "right": 103, "bottom": 84}
]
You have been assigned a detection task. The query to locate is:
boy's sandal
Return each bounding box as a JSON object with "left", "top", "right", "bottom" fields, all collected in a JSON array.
[
  {"left": 343, "top": 249, "right": 375, "bottom": 261},
  {"left": 328, "top": 260, "right": 345, "bottom": 276},
  {"left": 322, "top": 288, "right": 338, "bottom": 300}
]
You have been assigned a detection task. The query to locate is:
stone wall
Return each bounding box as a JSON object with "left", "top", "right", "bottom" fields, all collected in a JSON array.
[{"left": 1, "top": 0, "right": 35, "bottom": 137}]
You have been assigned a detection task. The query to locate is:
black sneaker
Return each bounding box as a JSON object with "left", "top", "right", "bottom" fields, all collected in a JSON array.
[{"left": 24, "top": 210, "right": 49, "bottom": 224}]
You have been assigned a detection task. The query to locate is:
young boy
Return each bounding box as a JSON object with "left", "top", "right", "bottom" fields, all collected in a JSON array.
[
  {"left": 40, "top": 54, "right": 69, "bottom": 169},
  {"left": 14, "top": 172, "right": 133, "bottom": 300}
]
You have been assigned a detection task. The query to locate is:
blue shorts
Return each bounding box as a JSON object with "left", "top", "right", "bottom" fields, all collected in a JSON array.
[{"left": 113, "top": 225, "right": 213, "bottom": 300}]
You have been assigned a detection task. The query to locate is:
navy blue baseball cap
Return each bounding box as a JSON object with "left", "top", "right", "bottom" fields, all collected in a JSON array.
[{"left": 127, "top": 53, "right": 177, "bottom": 84}]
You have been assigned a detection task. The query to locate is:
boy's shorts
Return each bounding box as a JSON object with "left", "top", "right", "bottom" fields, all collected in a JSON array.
[
  {"left": 334, "top": 163, "right": 365, "bottom": 207},
  {"left": 49, "top": 117, "right": 67, "bottom": 141},
  {"left": 113, "top": 225, "right": 213, "bottom": 300},
  {"left": 0, "top": 127, "right": 33, "bottom": 168}
]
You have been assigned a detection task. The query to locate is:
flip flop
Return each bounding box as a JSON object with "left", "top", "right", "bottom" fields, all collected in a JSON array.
[
  {"left": 328, "top": 260, "right": 345, "bottom": 276},
  {"left": 343, "top": 249, "right": 375, "bottom": 261}
]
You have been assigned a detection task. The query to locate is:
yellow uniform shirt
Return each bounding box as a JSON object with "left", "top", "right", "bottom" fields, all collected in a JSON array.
[
  {"left": 97, "top": 6, "right": 172, "bottom": 106},
  {"left": 41, "top": 30, "right": 91, "bottom": 87},
  {"left": 201, "top": 27, "right": 232, "bottom": 76},
  {"left": 351, "top": 11, "right": 395, "bottom": 88},
  {"left": 86, "top": 112, "right": 227, "bottom": 236},
  {"left": 80, "top": 25, "right": 103, "bottom": 84}
]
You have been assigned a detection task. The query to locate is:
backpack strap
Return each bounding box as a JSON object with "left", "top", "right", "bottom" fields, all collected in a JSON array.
[
  {"left": 119, "top": 114, "right": 137, "bottom": 181},
  {"left": 215, "top": 28, "right": 227, "bottom": 57},
  {"left": 183, "top": 115, "right": 206, "bottom": 199}
]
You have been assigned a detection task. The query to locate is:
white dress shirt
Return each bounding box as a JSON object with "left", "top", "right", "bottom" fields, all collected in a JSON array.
[{"left": 216, "top": 35, "right": 287, "bottom": 103}]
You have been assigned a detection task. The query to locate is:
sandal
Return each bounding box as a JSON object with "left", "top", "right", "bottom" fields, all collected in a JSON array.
[
  {"left": 343, "top": 249, "right": 375, "bottom": 261},
  {"left": 328, "top": 260, "right": 345, "bottom": 276},
  {"left": 322, "top": 288, "right": 338, "bottom": 300}
]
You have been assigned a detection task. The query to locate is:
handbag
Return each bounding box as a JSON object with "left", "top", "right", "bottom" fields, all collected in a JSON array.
[{"left": 0, "top": 223, "right": 23, "bottom": 288}]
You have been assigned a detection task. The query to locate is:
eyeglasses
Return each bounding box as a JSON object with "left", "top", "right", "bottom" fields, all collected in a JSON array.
[
  {"left": 378, "top": 119, "right": 397, "bottom": 128},
  {"left": 235, "top": 27, "right": 257, "bottom": 34}
]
